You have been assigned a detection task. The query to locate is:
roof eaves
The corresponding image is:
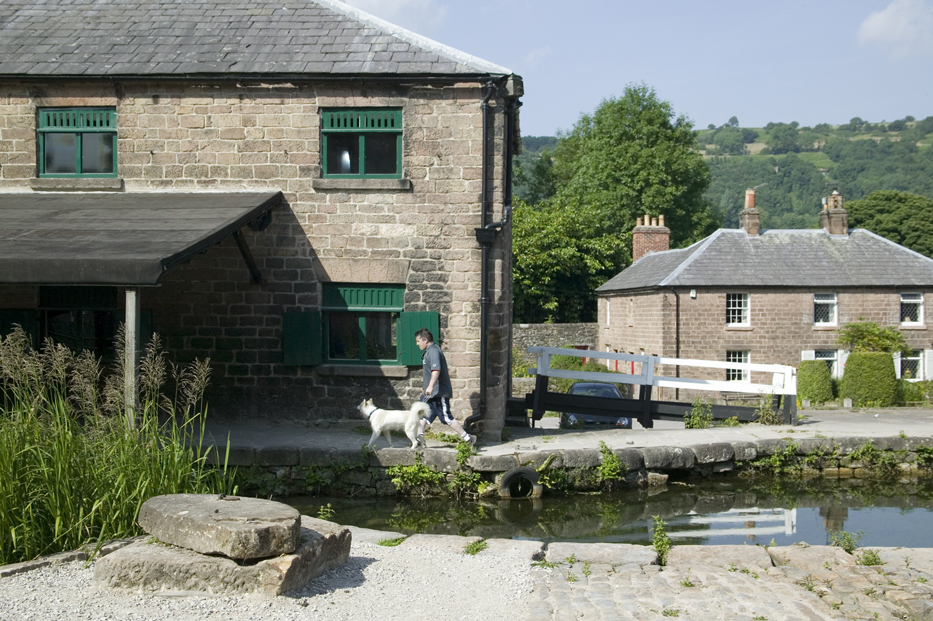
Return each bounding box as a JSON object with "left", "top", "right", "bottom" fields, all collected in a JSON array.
[
  {"left": 312, "top": 0, "right": 513, "bottom": 75},
  {"left": 657, "top": 229, "right": 728, "bottom": 287}
]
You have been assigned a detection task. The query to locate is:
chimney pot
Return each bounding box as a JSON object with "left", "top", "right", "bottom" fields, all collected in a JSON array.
[
  {"left": 744, "top": 188, "right": 756, "bottom": 210},
  {"left": 820, "top": 191, "right": 848, "bottom": 235},
  {"left": 659, "top": 214, "right": 665, "bottom": 227},
  {"left": 636, "top": 217, "right": 642, "bottom": 227}
]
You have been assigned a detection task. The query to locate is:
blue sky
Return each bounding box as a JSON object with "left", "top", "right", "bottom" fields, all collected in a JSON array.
[{"left": 345, "top": 0, "right": 933, "bottom": 136}]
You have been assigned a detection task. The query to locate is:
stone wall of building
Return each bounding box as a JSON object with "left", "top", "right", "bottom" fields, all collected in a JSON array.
[
  {"left": 0, "top": 80, "right": 513, "bottom": 434},
  {"left": 599, "top": 287, "right": 933, "bottom": 403}
]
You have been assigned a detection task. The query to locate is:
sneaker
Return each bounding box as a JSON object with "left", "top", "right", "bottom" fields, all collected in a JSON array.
[{"left": 466, "top": 434, "right": 476, "bottom": 448}]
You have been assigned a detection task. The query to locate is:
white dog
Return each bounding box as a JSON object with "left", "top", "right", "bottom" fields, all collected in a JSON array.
[{"left": 357, "top": 398, "right": 430, "bottom": 449}]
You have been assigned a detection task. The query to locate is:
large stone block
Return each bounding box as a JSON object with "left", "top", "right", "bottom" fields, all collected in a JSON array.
[
  {"left": 138, "top": 494, "right": 300, "bottom": 560},
  {"left": 545, "top": 542, "right": 657, "bottom": 566},
  {"left": 667, "top": 545, "right": 773, "bottom": 571},
  {"left": 690, "top": 442, "right": 734, "bottom": 464},
  {"left": 94, "top": 516, "right": 351, "bottom": 596},
  {"left": 767, "top": 543, "right": 855, "bottom": 573},
  {"left": 641, "top": 446, "right": 695, "bottom": 470}
]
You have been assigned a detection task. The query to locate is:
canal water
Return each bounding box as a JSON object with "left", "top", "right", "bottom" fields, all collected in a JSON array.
[{"left": 289, "top": 475, "right": 933, "bottom": 548}]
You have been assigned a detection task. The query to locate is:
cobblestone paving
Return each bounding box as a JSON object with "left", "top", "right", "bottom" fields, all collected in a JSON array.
[{"left": 524, "top": 545, "right": 933, "bottom": 621}]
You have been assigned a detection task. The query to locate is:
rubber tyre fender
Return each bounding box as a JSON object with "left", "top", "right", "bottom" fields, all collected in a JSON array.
[{"left": 498, "top": 466, "right": 543, "bottom": 499}]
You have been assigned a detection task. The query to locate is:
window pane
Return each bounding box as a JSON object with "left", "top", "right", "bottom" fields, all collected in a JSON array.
[
  {"left": 326, "top": 134, "right": 359, "bottom": 175},
  {"left": 365, "top": 312, "right": 398, "bottom": 360},
  {"left": 901, "top": 294, "right": 922, "bottom": 323},
  {"left": 364, "top": 133, "right": 398, "bottom": 175},
  {"left": 328, "top": 312, "right": 360, "bottom": 360},
  {"left": 726, "top": 294, "right": 748, "bottom": 324},
  {"left": 45, "top": 133, "right": 77, "bottom": 173},
  {"left": 815, "top": 349, "right": 836, "bottom": 375},
  {"left": 902, "top": 349, "right": 921, "bottom": 379},
  {"left": 814, "top": 295, "right": 836, "bottom": 324},
  {"left": 726, "top": 350, "right": 748, "bottom": 381},
  {"left": 81, "top": 133, "right": 114, "bottom": 173}
]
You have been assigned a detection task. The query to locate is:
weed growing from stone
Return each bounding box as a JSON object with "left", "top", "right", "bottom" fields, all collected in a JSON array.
[
  {"left": 652, "top": 515, "right": 672, "bottom": 566},
  {"left": 917, "top": 575, "right": 928, "bottom": 583},
  {"left": 425, "top": 429, "right": 460, "bottom": 444},
  {"left": 565, "top": 553, "right": 577, "bottom": 565},
  {"left": 798, "top": 574, "right": 817, "bottom": 592},
  {"left": 857, "top": 549, "right": 882, "bottom": 566},
  {"left": 386, "top": 454, "right": 444, "bottom": 496},
  {"left": 531, "top": 559, "right": 558, "bottom": 569},
  {"left": 828, "top": 530, "right": 864, "bottom": 554},
  {"left": 728, "top": 563, "right": 738, "bottom": 572},
  {"left": 582, "top": 562, "right": 591, "bottom": 577},
  {"left": 566, "top": 572, "right": 577, "bottom": 583},
  {"left": 464, "top": 539, "right": 487, "bottom": 555},
  {"left": 755, "top": 394, "right": 781, "bottom": 425},
  {"left": 661, "top": 609, "right": 680, "bottom": 617},
  {"left": 377, "top": 536, "right": 407, "bottom": 547},
  {"left": 716, "top": 416, "right": 742, "bottom": 427},
  {"left": 684, "top": 398, "right": 712, "bottom": 429},
  {"left": 680, "top": 575, "right": 695, "bottom": 587},
  {"left": 596, "top": 441, "right": 626, "bottom": 489},
  {"left": 316, "top": 503, "right": 335, "bottom": 520}
]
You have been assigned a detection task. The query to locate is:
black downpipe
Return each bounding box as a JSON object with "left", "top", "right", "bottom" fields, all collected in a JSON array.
[{"left": 467, "top": 81, "right": 521, "bottom": 434}]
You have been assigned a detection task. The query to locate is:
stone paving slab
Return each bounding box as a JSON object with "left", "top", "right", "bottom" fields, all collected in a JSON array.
[
  {"left": 94, "top": 516, "right": 350, "bottom": 596},
  {"left": 401, "top": 533, "right": 482, "bottom": 554},
  {"left": 545, "top": 542, "right": 657, "bottom": 566},
  {"left": 345, "top": 525, "right": 406, "bottom": 545},
  {"left": 138, "top": 494, "right": 301, "bottom": 560},
  {"left": 666, "top": 544, "right": 773, "bottom": 571}
]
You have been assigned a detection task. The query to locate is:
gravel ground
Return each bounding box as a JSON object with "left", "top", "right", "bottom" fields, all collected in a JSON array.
[{"left": 0, "top": 540, "right": 534, "bottom": 621}]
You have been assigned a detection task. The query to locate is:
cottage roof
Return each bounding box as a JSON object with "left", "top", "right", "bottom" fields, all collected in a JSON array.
[
  {"left": 0, "top": 0, "right": 511, "bottom": 78},
  {"left": 0, "top": 192, "right": 282, "bottom": 285},
  {"left": 596, "top": 228, "right": 933, "bottom": 292}
]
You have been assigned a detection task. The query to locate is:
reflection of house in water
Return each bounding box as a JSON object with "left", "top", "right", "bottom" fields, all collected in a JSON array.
[
  {"left": 820, "top": 506, "right": 849, "bottom": 533},
  {"left": 665, "top": 508, "right": 797, "bottom": 542}
]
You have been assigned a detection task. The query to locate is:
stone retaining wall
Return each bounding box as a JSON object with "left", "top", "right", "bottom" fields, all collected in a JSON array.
[
  {"left": 512, "top": 323, "right": 598, "bottom": 356},
  {"left": 220, "top": 435, "right": 933, "bottom": 498}
]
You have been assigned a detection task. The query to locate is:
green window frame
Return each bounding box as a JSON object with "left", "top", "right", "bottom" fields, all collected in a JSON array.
[
  {"left": 281, "top": 284, "right": 438, "bottom": 367},
  {"left": 321, "top": 109, "right": 402, "bottom": 179},
  {"left": 37, "top": 108, "right": 118, "bottom": 178}
]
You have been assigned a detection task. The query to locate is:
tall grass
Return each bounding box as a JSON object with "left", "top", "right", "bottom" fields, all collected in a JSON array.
[{"left": 0, "top": 326, "right": 234, "bottom": 566}]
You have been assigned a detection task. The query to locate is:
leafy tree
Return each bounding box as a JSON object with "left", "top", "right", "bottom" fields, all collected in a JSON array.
[
  {"left": 712, "top": 127, "right": 745, "bottom": 155},
  {"left": 512, "top": 84, "right": 717, "bottom": 322},
  {"left": 726, "top": 116, "right": 739, "bottom": 127},
  {"left": 846, "top": 190, "right": 933, "bottom": 258},
  {"left": 836, "top": 321, "right": 910, "bottom": 355},
  {"left": 512, "top": 199, "right": 628, "bottom": 322},
  {"left": 513, "top": 150, "right": 556, "bottom": 204},
  {"left": 767, "top": 124, "right": 801, "bottom": 154},
  {"left": 741, "top": 128, "right": 759, "bottom": 143}
]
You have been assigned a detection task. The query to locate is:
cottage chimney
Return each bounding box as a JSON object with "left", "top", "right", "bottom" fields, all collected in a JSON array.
[
  {"left": 739, "top": 188, "right": 760, "bottom": 236},
  {"left": 820, "top": 190, "right": 849, "bottom": 235},
  {"left": 632, "top": 214, "right": 670, "bottom": 263}
]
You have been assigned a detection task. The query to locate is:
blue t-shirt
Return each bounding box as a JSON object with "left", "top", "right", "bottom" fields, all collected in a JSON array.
[{"left": 422, "top": 342, "right": 453, "bottom": 399}]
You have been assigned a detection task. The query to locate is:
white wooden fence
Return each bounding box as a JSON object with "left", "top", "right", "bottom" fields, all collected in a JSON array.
[{"left": 528, "top": 346, "right": 797, "bottom": 397}]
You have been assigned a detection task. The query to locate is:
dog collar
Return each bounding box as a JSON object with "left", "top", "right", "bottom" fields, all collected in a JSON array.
[{"left": 367, "top": 408, "right": 380, "bottom": 419}]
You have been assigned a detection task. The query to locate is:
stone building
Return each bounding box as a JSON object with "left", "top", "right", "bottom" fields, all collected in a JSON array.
[
  {"left": 0, "top": 0, "right": 522, "bottom": 437},
  {"left": 596, "top": 190, "right": 933, "bottom": 397}
]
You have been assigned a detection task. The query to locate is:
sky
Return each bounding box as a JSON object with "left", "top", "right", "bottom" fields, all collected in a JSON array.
[{"left": 343, "top": 0, "right": 933, "bottom": 136}]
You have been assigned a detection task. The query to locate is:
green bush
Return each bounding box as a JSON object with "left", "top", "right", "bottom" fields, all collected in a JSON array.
[
  {"left": 798, "top": 360, "right": 834, "bottom": 404},
  {"left": 899, "top": 379, "right": 932, "bottom": 404},
  {"left": 840, "top": 352, "right": 897, "bottom": 407}
]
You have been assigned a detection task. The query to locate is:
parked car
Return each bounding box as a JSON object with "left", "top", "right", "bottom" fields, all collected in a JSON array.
[{"left": 560, "top": 382, "right": 632, "bottom": 429}]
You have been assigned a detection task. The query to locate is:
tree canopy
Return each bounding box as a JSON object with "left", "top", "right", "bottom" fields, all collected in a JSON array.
[
  {"left": 846, "top": 190, "right": 933, "bottom": 258},
  {"left": 512, "top": 84, "right": 717, "bottom": 322}
]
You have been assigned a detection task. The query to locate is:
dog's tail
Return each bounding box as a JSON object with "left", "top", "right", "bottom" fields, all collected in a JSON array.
[{"left": 411, "top": 401, "right": 431, "bottom": 419}]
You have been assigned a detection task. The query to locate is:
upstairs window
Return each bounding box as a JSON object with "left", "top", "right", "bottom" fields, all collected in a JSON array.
[
  {"left": 321, "top": 109, "right": 402, "bottom": 179},
  {"left": 38, "top": 108, "right": 117, "bottom": 177},
  {"left": 726, "top": 293, "right": 749, "bottom": 326},
  {"left": 814, "top": 293, "right": 837, "bottom": 325},
  {"left": 901, "top": 293, "right": 923, "bottom": 325},
  {"left": 725, "top": 350, "right": 749, "bottom": 381}
]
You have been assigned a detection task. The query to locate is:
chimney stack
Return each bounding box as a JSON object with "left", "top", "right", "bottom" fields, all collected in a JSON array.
[
  {"left": 739, "top": 188, "right": 760, "bottom": 236},
  {"left": 820, "top": 190, "right": 849, "bottom": 235},
  {"left": 632, "top": 214, "right": 670, "bottom": 263}
]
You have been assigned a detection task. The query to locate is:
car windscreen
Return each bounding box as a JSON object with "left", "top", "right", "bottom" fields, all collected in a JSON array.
[{"left": 570, "top": 384, "right": 619, "bottom": 398}]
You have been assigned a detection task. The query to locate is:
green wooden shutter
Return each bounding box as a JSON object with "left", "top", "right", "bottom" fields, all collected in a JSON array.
[
  {"left": 0, "top": 310, "right": 39, "bottom": 348},
  {"left": 397, "top": 311, "right": 439, "bottom": 365},
  {"left": 282, "top": 311, "right": 322, "bottom": 366}
]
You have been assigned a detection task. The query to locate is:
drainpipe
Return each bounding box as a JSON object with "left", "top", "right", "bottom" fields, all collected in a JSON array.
[
  {"left": 670, "top": 287, "right": 680, "bottom": 401},
  {"left": 466, "top": 81, "right": 515, "bottom": 433}
]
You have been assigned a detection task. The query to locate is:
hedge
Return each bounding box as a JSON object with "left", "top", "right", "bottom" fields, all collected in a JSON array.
[
  {"left": 840, "top": 352, "right": 897, "bottom": 407},
  {"left": 798, "top": 360, "right": 833, "bottom": 404}
]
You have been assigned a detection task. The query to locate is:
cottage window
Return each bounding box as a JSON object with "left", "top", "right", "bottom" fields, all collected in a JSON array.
[
  {"left": 725, "top": 350, "right": 748, "bottom": 381},
  {"left": 321, "top": 109, "right": 402, "bottom": 179},
  {"left": 37, "top": 108, "right": 117, "bottom": 177},
  {"left": 815, "top": 349, "right": 837, "bottom": 376},
  {"left": 281, "top": 285, "right": 437, "bottom": 367},
  {"left": 726, "top": 293, "right": 749, "bottom": 326},
  {"left": 900, "top": 293, "right": 923, "bottom": 325},
  {"left": 901, "top": 349, "right": 922, "bottom": 381},
  {"left": 814, "top": 293, "right": 837, "bottom": 325}
]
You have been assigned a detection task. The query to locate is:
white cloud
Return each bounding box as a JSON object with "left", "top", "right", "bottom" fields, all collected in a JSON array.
[
  {"left": 524, "top": 46, "right": 551, "bottom": 66},
  {"left": 342, "top": 0, "right": 448, "bottom": 35},
  {"left": 857, "top": 0, "right": 933, "bottom": 58}
]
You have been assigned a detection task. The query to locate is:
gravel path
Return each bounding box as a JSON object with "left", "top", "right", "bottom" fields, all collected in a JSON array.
[{"left": 0, "top": 538, "right": 535, "bottom": 621}]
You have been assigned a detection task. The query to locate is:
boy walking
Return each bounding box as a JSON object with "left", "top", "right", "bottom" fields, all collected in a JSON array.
[{"left": 415, "top": 328, "right": 475, "bottom": 448}]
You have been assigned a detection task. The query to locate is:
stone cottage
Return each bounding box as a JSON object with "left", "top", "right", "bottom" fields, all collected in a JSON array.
[
  {"left": 596, "top": 190, "right": 933, "bottom": 399},
  {"left": 0, "top": 0, "right": 522, "bottom": 438}
]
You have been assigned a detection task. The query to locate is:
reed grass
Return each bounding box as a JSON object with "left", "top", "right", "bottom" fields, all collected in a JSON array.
[{"left": 0, "top": 326, "right": 234, "bottom": 566}]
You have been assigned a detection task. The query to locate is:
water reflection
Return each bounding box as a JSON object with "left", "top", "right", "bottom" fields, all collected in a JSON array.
[{"left": 288, "top": 475, "right": 933, "bottom": 548}]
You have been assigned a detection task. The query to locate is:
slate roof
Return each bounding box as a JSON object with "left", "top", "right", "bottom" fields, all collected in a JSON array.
[
  {"left": 0, "top": 191, "right": 282, "bottom": 285},
  {"left": 0, "top": 0, "right": 511, "bottom": 78},
  {"left": 596, "top": 228, "right": 933, "bottom": 292}
]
